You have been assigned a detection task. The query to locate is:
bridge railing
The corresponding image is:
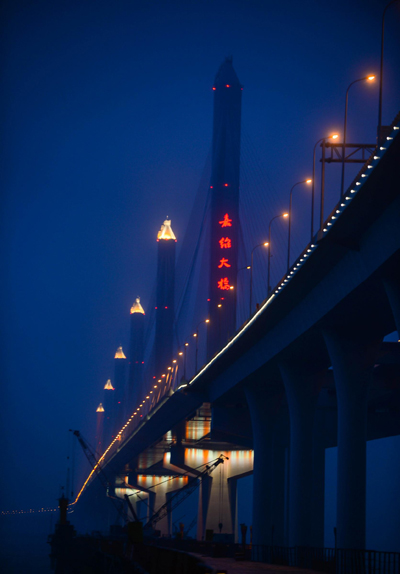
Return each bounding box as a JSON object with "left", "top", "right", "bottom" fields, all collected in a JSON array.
[{"left": 251, "top": 545, "right": 400, "bottom": 574}]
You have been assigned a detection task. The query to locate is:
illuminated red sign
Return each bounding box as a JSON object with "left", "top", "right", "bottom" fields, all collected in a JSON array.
[
  {"left": 219, "top": 237, "right": 231, "bottom": 249},
  {"left": 218, "top": 258, "right": 231, "bottom": 268},
  {"left": 217, "top": 213, "right": 234, "bottom": 290},
  {"left": 219, "top": 214, "right": 232, "bottom": 227},
  {"left": 217, "top": 278, "right": 231, "bottom": 290}
]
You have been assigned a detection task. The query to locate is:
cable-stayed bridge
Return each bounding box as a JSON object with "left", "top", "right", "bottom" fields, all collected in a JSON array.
[{"left": 71, "top": 59, "right": 400, "bottom": 560}]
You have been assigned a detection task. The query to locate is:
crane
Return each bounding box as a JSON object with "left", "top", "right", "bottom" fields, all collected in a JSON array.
[
  {"left": 143, "top": 454, "right": 228, "bottom": 530},
  {"left": 71, "top": 430, "right": 127, "bottom": 523}
]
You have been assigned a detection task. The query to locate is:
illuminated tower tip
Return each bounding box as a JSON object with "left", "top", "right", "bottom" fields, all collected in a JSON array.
[
  {"left": 130, "top": 297, "right": 145, "bottom": 315},
  {"left": 96, "top": 403, "right": 105, "bottom": 413},
  {"left": 114, "top": 346, "right": 126, "bottom": 359},
  {"left": 104, "top": 379, "right": 114, "bottom": 390},
  {"left": 157, "top": 218, "right": 176, "bottom": 241}
]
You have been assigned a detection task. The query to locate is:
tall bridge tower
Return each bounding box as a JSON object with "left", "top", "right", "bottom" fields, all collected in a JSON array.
[
  {"left": 102, "top": 378, "right": 115, "bottom": 446},
  {"left": 155, "top": 219, "right": 176, "bottom": 375},
  {"left": 207, "top": 57, "right": 242, "bottom": 357},
  {"left": 113, "top": 345, "right": 127, "bottom": 436},
  {"left": 128, "top": 297, "right": 145, "bottom": 408}
]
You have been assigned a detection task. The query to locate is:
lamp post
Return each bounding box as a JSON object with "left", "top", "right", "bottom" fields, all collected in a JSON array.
[
  {"left": 311, "top": 134, "right": 338, "bottom": 240},
  {"left": 287, "top": 179, "right": 312, "bottom": 272},
  {"left": 378, "top": 0, "right": 399, "bottom": 144},
  {"left": 238, "top": 265, "right": 251, "bottom": 315},
  {"left": 268, "top": 213, "right": 288, "bottom": 295},
  {"left": 178, "top": 343, "right": 189, "bottom": 381},
  {"left": 340, "top": 75, "right": 375, "bottom": 197},
  {"left": 193, "top": 319, "right": 210, "bottom": 372},
  {"left": 249, "top": 244, "right": 268, "bottom": 315}
]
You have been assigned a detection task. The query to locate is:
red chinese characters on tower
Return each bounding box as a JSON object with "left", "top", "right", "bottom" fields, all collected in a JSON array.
[
  {"left": 217, "top": 213, "right": 233, "bottom": 290},
  {"left": 219, "top": 213, "right": 232, "bottom": 227},
  {"left": 217, "top": 278, "right": 231, "bottom": 290},
  {"left": 219, "top": 237, "right": 231, "bottom": 249},
  {"left": 218, "top": 258, "right": 231, "bottom": 268}
]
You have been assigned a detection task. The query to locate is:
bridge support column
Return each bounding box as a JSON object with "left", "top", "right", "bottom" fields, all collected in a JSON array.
[
  {"left": 383, "top": 277, "right": 400, "bottom": 338},
  {"left": 279, "top": 366, "right": 323, "bottom": 547},
  {"left": 311, "top": 408, "right": 326, "bottom": 548},
  {"left": 271, "top": 438, "right": 286, "bottom": 546},
  {"left": 197, "top": 474, "right": 212, "bottom": 541},
  {"left": 244, "top": 382, "right": 284, "bottom": 547},
  {"left": 323, "top": 329, "right": 380, "bottom": 550}
]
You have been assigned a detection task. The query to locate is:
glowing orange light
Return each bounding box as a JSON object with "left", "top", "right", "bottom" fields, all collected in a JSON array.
[
  {"left": 157, "top": 219, "right": 176, "bottom": 241},
  {"left": 218, "top": 277, "right": 231, "bottom": 290},
  {"left": 224, "top": 183, "right": 229, "bottom": 187},
  {"left": 212, "top": 87, "right": 216, "bottom": 90},
  {"left": 130, "top": 297, "right": 145, "bottom": 315},
  {"left": 367, "top": 75, "right": 375, "bottom": 81},
  {"left": 306, "top": 179, "right": 312, "bottom": 183},
  {"left": 114, "top": 346, "right": 126, "bottom": 359},
  {"left": 218, "top": 257, "right": 231, "bottom": 268},
  {"left": 219, "top": 237, "right": 232, "bottom": 249},
  {"left": 331, "top": 134, "right": 339, "bottom": 139},
  {"left": 283, "top": 213, "right": 289, "bottom": 218},
  {"left": 219, "top": 214, "right": 232, "bottom": 227},
  {"left": 226, "top": 84, "right": 230, "bottom": 87},
  {"left": 205, "top": 319, "right": 210, "bottom": 323}
]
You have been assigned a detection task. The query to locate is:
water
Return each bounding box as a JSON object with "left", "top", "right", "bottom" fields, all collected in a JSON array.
[{"left": 0, "top": 514, "right": 53, "bottom": 573}]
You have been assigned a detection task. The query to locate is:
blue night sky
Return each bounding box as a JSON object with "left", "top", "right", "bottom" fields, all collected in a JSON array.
[{"left": 1, "top": 0, "right": 399, "bottom": 544}]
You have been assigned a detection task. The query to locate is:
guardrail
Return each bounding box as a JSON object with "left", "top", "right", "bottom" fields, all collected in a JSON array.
[{"left": 252, "top": 545, "right": 400, "bottom": 574}]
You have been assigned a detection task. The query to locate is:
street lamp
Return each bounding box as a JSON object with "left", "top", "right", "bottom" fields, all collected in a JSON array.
[
  {"left": 340, "top": 75, "right": 375, "bottom": 197},
  {"left": 249, "top": 243, "right": 268, "bottom": 315},
  {"left": 287, "top": 179, "right": 312, "bottom": 272},
  {"left": 178, "top": 344, "right": 189, "bottom": 381},
  {"left": 268, "top": 213, "right": 288, "bottom": 295},
  {"left": 311, "top": 134, "right": 338, "bottom": 240},
  {"left": 378, "top": 0, "right": 400, "bottom": 144},
  {"left": 194, "top": 319, "right": 210, "bottom": 372}
]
